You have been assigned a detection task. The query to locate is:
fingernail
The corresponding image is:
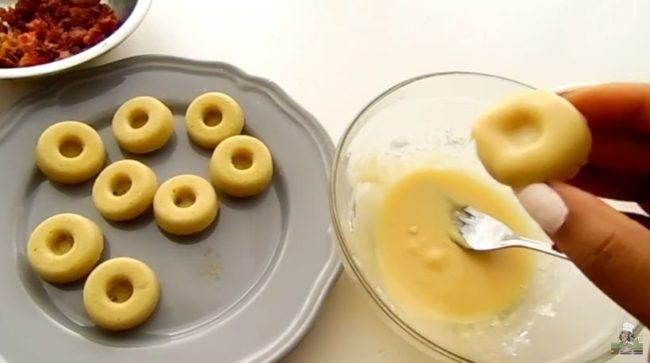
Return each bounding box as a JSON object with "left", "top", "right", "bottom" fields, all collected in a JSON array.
[{"left": 516, "top": 183, "right": 569, "bottom": 235}]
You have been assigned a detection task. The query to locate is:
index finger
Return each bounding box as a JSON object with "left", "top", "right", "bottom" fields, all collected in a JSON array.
[
  {"left": 563, "top": 83, "right": 650, "bottom": 178},
  {"left": 563, "top": 83, "right": 650, "bottom": 135},
  {"left": 563, "top": 83, "right": 650, "bottom": 134}
]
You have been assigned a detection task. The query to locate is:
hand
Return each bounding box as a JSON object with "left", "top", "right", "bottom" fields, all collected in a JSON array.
[{"left": 521, "top": 83, "right": 650, "bottom": 327}]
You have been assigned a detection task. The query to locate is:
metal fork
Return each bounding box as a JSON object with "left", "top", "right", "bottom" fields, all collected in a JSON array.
[{"left": 450, "top": 206, "right": 568, "bottom": 260}]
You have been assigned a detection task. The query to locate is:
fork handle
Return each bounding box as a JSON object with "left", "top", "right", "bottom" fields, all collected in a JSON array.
[{"left": 504, "top": 237, "right": 569, "bottom": 260}]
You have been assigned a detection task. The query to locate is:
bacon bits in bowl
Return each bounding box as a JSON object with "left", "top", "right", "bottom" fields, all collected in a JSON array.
[{"left": 0, "top": 0, "right": 151, "bottom": 79}]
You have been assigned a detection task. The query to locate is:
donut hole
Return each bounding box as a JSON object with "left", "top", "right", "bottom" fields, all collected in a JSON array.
[
  {"left": 231, "top": 148, "right": 254, "bottom": 170},
  {"left": 173, "top": 187, "right": 196, "bottom": 208},
  {"left": 110, "top": 173, "right": 133, "bottom": 196},
  {"left": 106, "top": 276, "right": 134, "bottom": 303},
  {"left": 47, "top": 230, "right": 74, "bottom": 255},
  {"left": 202, "top": 107, "right": 223, "bottom": 127},
  {"left": 501, "top": 111, "right": 542, "bottom": 147},
  {"left": 128, "top": 109, "right": 149, "bottom": 129},
  {"left": 59, "top": 136, "right": 84, "bottom": 158}
]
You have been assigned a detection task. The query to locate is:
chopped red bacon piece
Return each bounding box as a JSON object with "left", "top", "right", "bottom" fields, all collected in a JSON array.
[{"left": 0, "top": 0, "right": 120, "bottom": 68}]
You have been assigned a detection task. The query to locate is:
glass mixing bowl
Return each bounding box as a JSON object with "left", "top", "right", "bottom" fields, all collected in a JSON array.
[{"left": 329, "top": 72, "right": 641, "bottom": 362}]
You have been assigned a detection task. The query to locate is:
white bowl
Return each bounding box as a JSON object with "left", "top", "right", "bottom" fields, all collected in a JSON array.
[{"left": 0, "top": 0, "right": 151, "bottom": 79}]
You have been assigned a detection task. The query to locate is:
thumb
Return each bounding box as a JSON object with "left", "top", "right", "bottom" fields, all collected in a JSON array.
[{"left": 517, "top": 182, "right": 650, "bottom": 326}]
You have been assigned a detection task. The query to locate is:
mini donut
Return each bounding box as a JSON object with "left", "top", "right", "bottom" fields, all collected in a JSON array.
[
  {"left": 210, "top": 135, "right": 273, "bottom": 197},
  {"left": 27, "top": 213, "right": 104, "bottom": 283},
  {"left": 92, "top": 159, "right": 158, "bottom": 221},
  {"left": 83, "top": 257, "right": 160, "bottom": 331},
  {"left": 112, "top": 96, "right": 174, "bottom": 154},
  {"left": 185, "top": 92, "right": 244, "bottom": 149},
  {"left": 153, "top": 174, "right": 218, "bottom": 235},
  {"left": 34, "top": 121, "right": 106, "bottom": 184},
  {"left": 471, "top": 89, "right": 592, "bottom": 188}
]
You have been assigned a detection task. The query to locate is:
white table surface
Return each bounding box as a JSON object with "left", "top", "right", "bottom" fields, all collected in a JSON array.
[{"left": 1, "top": 1, "right": 649, "bottom": 362}]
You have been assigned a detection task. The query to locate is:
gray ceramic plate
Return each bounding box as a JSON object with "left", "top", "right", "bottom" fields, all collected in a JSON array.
[{"left": 0, "top": 56, "right": 340, "bottom": 363}]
